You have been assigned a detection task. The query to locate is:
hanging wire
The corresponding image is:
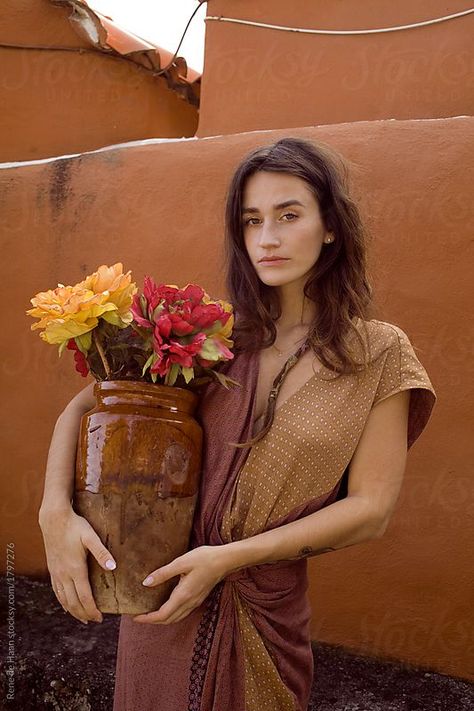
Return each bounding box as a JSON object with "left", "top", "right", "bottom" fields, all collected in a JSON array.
[
  {"left": 153, "top": 1, "right": 206, "bottom": 76},
  {"left": 205, "top": 8, "right": 474, "bottom": 36},
  {"left": 0, "top": 2, "right": 206, "bottom": 73}
]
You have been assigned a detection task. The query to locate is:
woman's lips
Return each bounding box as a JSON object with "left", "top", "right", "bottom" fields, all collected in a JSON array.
[{"left": 259, "top": 258, "right": 289, "bottom": 265}]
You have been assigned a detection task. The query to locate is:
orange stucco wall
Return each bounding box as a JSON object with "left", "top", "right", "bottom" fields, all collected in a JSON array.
[
  {"left": 197, "top": 0, "right": 474, "bottom": 137},
  {"left": 0, "top": 0, "right": 198, "bottom": 162},
  {"left": 1, "top": 117, "right": 472, "bottom": 679}
]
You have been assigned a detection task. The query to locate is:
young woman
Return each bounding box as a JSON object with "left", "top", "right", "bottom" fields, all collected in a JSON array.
[{"left": 39, "top": 137, "right": 436, "bottom": 711}]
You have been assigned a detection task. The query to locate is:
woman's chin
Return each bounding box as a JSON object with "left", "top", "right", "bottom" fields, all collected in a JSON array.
[{"left": 257, "top": 270, "right": 305, "bottom": 288}]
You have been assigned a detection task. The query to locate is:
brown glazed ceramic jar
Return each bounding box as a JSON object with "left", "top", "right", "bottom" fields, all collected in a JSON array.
[{"left": 73, "top": 380, "right": 202, "bottom": 615}]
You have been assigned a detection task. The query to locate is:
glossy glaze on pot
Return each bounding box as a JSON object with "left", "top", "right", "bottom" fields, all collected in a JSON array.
[{"left": 73, "top": 380, "right": 202, "bottom": 614}]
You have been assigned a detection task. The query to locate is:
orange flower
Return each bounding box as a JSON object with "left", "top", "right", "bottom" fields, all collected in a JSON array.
[
  {"left": 81, "top": 263, "right": 137, "bottom": 327},
  {"left": 203, "top": 295, "right": 234, "bottom": 350},
  {"left": 26, "top": 263, "right": 137, "bottom": 352}
]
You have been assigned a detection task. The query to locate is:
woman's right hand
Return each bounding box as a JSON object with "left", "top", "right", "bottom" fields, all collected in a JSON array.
[{"left": 39, "top": 506, "right": 116, "bottom": 624}]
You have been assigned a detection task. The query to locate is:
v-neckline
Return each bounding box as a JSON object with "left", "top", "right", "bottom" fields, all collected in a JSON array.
[
  {"left": 250, "top": 348, "right": 328, "bottom": 434},
  {"left": 249, "top": 317, "right": 361, "bottom": 434}
]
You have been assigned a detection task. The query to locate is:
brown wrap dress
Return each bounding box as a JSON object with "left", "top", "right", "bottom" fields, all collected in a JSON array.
[{"left": 113, "top": 318, "right": 437, "bottom": 711}]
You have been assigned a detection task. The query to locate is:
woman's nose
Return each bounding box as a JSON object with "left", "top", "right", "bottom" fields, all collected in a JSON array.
[{"left": 258, "top": 223, "right": 280, "bottom": 247}]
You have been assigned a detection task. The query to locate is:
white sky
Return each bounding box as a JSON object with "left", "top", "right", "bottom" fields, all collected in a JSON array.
[{"left": 87, "top": 0, "right": 207, "bottom": 73}]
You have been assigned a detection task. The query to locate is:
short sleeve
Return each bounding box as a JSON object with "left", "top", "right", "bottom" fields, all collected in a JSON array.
[{"left": 372, "top": 324, "right": 437, "bottom": 449}]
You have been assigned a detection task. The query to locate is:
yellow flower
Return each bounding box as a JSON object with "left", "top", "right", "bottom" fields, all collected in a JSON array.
[
  {"left": 81, "top": 263, "right": 137, "bottom": 327},
  {"left": 202, "top": 295, "right": 234, "bottom": 349},
  {"left": 26, "top": 263, "right": 137, "bottom": 350},
  {"left": 27, "top": 284, "right": 115, "bottom": 346},
  {"left": 215, "top": 302, "right": 234, "bottom": 348}
]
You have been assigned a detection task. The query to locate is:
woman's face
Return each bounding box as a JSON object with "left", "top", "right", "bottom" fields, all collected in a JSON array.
[{"left": 241, "top": 171, "right": 332, "bottom": 288}]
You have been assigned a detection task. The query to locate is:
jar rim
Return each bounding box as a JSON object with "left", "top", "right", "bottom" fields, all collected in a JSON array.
[{"left": 94, "top": 379, "right": 197, "bottom": 406}]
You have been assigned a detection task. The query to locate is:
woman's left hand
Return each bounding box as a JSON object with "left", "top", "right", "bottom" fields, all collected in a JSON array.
[{"left": 132, "top": 545, "right": 230, "bottom": 625}]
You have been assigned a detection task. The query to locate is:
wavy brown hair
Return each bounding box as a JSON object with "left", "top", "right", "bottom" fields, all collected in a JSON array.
[{"left": 223, "top": 136, "right": 377, "bottom": 447}]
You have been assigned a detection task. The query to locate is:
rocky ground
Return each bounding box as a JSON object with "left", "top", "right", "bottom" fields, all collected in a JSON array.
[{"left": 1, "top": 576, "right": 472, "bottom": 710}]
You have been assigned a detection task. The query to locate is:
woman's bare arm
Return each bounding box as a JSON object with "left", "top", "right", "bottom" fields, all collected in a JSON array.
[
  {"left": 219, "top": 389, "right": 410, "bottom": 574},
  {"left": 38, "top": 382, "right": 95, "bottom": 521},
  {"left": 38, "top": 381, "right": 116, "bottom": 624}
]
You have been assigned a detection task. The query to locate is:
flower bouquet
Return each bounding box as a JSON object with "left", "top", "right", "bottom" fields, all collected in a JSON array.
[{"left": 27, "top": 263, "right": 238, "bottom": 614}]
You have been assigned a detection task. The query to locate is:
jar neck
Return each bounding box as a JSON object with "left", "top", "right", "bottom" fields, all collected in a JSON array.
[{"left": 94, "top": 380, "right": 198, "bottom": 414}]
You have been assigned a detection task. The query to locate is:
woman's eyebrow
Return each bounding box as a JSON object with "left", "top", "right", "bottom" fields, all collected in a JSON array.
[{"left": 242, "top": 199, "right": 305, "bottom": 214}]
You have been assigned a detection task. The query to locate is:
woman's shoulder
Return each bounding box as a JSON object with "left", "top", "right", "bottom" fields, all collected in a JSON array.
[
  {"left": 352, "top": 317, "right": 414, "bottom": 362},
  {"left": 358, "top": 317, "right": 409, "bottom": 341}
]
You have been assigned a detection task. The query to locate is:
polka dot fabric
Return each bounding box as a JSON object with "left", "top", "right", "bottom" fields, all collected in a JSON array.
[
  {"left": 221, "top": 319, "right": 436, "bottom": 542},
  {"left": 235, "top": 592, "right": 295, "bottom": 710},
  {"left": 371, "top": 322, "right": 437, "bottom": 448},
  {"left": 113, "top": 319, "right": 436, "bottom": 711},
  {"left": 219, "top": 318, "right": 436, "bottom": 710}
]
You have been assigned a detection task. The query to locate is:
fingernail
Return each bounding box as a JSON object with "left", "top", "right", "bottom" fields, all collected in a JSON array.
[
  {"left": 142, "top": 576, "right": 153, "bottom": 586},
  {"left": 80, "top": 619, "right": 88, "bottom": 625},
  {"left": 105, "top": 560, "right": 116, "bottom": 570}
]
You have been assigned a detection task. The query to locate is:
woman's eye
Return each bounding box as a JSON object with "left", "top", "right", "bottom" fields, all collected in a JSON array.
[{"left": 244, "top": 213, "right": 297, "bottom": 226}]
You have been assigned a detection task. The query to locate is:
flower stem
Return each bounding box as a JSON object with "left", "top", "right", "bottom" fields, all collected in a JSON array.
[{"left": 92, "top": 329, "right": 111, "bottom": 379}]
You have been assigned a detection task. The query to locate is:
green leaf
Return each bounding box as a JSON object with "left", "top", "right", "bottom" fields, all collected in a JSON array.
[
  {"left": 211, "top": 370, "right": 230, "bottom": 388},
  {"left": 152, "top": 303, "right": 165, "bottom": 321},
  {"left": 76, "top": 331, "right": 92, "bottom": 354},
  {"left": 203, "top": 320, "right": 223, "bottom": 336},
  {"left": 209, "top": 370, "right": 242, "bottom": 390},
  {"left": 58, "top": 340, "right": 68, "bottom": 357},
  {"left": 141, "top": 353, "right": 155, "bottom": 376},
  {"left": 166, "top": 363, "right": 180, "bottom": 386},
  {"left": 200, "top": 338, "right": 220, "bottom": 361},
  {"left": 139, "top": 294, "right": 148, "bottom": 317},
  {"left": 100, "top": 311, "right": 121, "bottom": 327},
  {"left": 182, "top": 366, "right": 194, "bottom": 384}
]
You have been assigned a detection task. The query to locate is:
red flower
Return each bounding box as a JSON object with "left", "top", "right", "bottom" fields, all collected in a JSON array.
[
  {"left": 66, "top": 339, "right": 89, "bottom": 377},
  {"left": 155, "top": 314, "right": 172, "bottom": 339},
  {"left": 150, "top": 333, "right": 205, "bottom": 376},
  {"left": 143, "top": 276, "right": 164, "bottom": 312},
  {"left": 168, "top": 333, "right": 206, "bottom": 367},
  {"left": 167, "top": 311, "right": 195, "bottom": 336},
  {"left": 131, "top": 293, "right": 152, "bottom": 329},
  {"left": 131, "top": 278, "right": 234, "bottom": 383},
  {"left": 190, "top": 303, "right": 230, "bottom": 330},
  {"left": 181, "top": 284, "right": 205, "bottom": 303},
  {"left": 154, "top": 283, "right": 181, "bottom": 306}
]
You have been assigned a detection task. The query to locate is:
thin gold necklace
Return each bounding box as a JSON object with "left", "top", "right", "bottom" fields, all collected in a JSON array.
[
  {"left": 271, "top": 340, "right": 303, "bottom": 357},
  {"left": 272, "top": 298, "right": 310, "bottom": 356}
]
